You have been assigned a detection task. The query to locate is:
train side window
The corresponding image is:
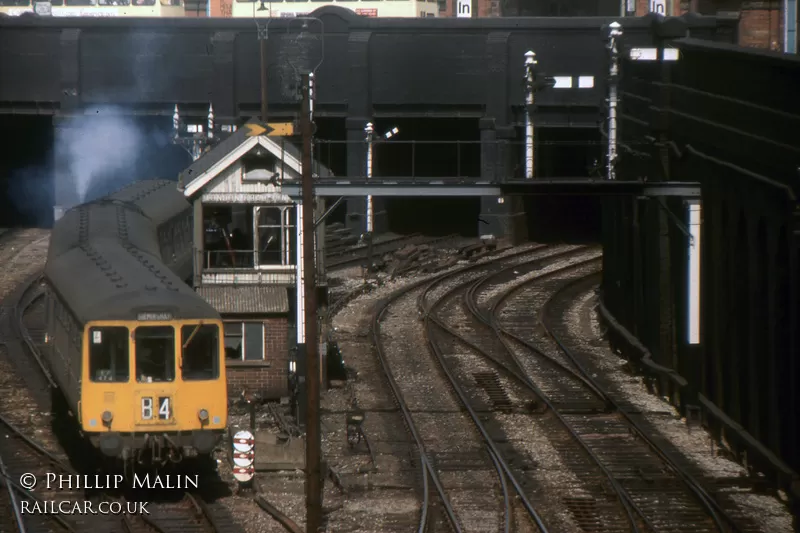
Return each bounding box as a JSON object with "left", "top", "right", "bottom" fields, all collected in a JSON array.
[
  {"left": 181, "top": 324, "right": 219, "bottom": 381},
  {"left": 135, "top": 326, "right": 175, "bottom": 383},
  {"left": 89, "top": 326, "right": 130, "bottom": 383}
]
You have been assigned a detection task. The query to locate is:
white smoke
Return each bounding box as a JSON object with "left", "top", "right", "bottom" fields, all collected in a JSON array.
[
  {"left": 57, "top": 107, "right": 147, "bottom": 203},
  {"left": 7, "top": 107, "right": 189, "bottom": 226}
]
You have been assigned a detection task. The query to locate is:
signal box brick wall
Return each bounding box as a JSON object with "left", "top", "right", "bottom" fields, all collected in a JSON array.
[{"left": 226, "top": 317, "right": 289, "bottom": 400}]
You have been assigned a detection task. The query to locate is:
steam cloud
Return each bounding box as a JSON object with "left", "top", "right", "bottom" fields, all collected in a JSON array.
[
  {"left": 7, "top": 106, "right": 189, "bottom": 226},
  {"left": 58, "top": 107, "right": 147, "bottom": 204}
]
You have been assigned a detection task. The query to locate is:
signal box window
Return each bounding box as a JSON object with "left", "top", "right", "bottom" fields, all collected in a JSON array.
[
  {"left": 224, "top": 322, "right": 264, "bottom": 361},
  {"left": 89, "top": 326, "right": 130, "bottom": 383},
  {"left": 256, "top": 205, "right": 296, "bottom": 268},
  {"left": 135, "top": 326, "right": 175, "bottom": 383},
  {"left": 181, "top": 324, "right": 220, "bottom": 381},
  {"left": 203, "top": 205, "right": 254, "bottom": 269}
]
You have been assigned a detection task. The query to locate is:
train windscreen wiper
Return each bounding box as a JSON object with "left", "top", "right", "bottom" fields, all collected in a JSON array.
[{"left": 182, "top": 324, "right": 201, "bottom": 350}]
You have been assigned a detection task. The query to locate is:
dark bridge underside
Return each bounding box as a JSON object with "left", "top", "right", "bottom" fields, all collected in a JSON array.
[
  {"left": 278, "top": 179, "right": 700, "bottom": 196},
  {"left": 0, "top": 8, "right": 732, "bottom": 127}
]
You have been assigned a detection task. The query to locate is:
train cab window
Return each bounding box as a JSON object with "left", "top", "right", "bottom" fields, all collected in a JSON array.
[
  {"left": 98, "top": 0, "right": 130, "bottom": 4},
  {"left": 89, "top": 327, "right": 130, "bottom": 383},
  {"left": 135, "top": 326, "right": 175, "bottom": 383},
  {"left": 65, "top": 0, "right": 95, "bottom": 5},
  {"left": 159, "top": 0, "right": 181, "bottom": 5},
  {"left": 181, "top": 324, "right": 219, "bottom": 381},
  {"left": 0, "top": 0, "right": 30, "bottom": 5}
]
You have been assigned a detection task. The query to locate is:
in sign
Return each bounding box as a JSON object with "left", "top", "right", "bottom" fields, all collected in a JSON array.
[
  {"left": 649, "top": 0, "right": 666, "bottom": 14},
  {"left": 456, "top": 0, "right": 472, "bottom": 17}
]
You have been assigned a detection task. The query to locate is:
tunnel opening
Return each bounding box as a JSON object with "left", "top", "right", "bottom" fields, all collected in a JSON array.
[
  {"left": 313, "top": 117, "right": 348, "bottom": 227},
  {"left": 0, "top": 116, "right": 54, "bottom": 228},
  {"left": 523, "top": 127, "right": 603, "bottom": 243},
  {"left": 387, "top": 196, "right": 481, "bottom": 237},
  {"left": 375, "top": 117, "right": 482, "bottom": 237},
  {"left": 535, "top": 127, "right": 602, "bottom": 178}
]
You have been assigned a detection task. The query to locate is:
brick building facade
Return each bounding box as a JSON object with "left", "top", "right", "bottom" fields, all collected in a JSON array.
[
  {"left": 439, "top": 0, "right": 789, "bottom": 51},
  {"left": 226, "top": 316, "right": 289, "bottom": 398}
]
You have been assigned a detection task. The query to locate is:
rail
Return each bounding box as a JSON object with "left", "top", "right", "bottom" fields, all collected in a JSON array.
[
  {"left": 437, "top": 248, "right": 748, "bottom": 532},
  {"left": 541, "top": 267, "right": 740, "bottom": 532},
  {"left": 371, "top": 246, "right": 552, "bottom": 532},
  {"left": 0, "top": 452, "right": 26, "bottom": 533}
]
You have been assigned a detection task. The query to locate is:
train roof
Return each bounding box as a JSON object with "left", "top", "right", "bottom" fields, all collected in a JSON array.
[
  {"left": 47, "top": 201, "right": 162, "bottom": 263},
  {"left": 45, "top": 182, "right": 217, "bottom": 325},
  {"left": 45, "top": 238, "right": 218, "bottom": 324},
  {"left": 105, "top": 179, "right": 188, "bottom": 226}
]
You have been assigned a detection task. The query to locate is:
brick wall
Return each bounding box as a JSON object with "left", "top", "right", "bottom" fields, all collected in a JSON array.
[
  {"left": 227, "top": 364, "right": 288, "bottom": 400},
  {"left": 740, "top": 3, "right": 783, "bottom": 50},
  {"left": 264, "top": 316, "right": 288, "bottom": 365},
  {"left": 635, "top": 0, "right": 784, "bottom": 50},
  {"left": 226, "top": 316, "right": 289, "bottom": 400}
]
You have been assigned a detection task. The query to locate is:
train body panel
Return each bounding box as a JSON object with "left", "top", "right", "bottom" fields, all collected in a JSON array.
[
  {"left": 41, "top": 179, "right": 227, "bottom": 464},
  {"left": 79, "top": 318, "right": 227, "bottom": 435}
]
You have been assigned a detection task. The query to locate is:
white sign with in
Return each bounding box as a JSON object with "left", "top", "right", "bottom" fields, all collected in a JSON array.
[
  {"left": 649, "top": 0, "right": 667, "bottom": 14},
  {"left": 456, "top": 0, "right": 472, "bottom": 17}
]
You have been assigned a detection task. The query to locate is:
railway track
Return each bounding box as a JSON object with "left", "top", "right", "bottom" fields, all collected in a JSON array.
[
  {"left": 459, "top": 250, "right": 755, "bottom": 532},
  {"left": 328, "top": 233, "right": 464, "bottom": 271},
  {"left": 538, "top": 270, "right": 767, "bottom": 532},
  {"left": 326, "top": 233, "right": 423, "bottom": 259},
  {"left": 371, "top": 244, "right": 556, "bottom": 533},
  {"left": 373, "top": 242, "right": 766, "bottom": 533}
]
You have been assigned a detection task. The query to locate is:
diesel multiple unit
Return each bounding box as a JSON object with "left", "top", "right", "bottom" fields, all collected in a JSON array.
[{"left": 41, "top": 179, "right": 227, "bottom": 468}]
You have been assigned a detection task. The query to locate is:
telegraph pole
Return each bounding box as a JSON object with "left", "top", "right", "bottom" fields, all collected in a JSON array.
[
  {"left": 259, "top": 23, "right": 269, "bottom": 123},
  {"left": 300, "top": 72, "right": 322, "bottom": 533}
]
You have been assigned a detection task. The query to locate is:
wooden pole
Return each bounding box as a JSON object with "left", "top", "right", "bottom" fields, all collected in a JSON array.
[{"left": 300, "top": 72, "right": 322, "bottom": 533}]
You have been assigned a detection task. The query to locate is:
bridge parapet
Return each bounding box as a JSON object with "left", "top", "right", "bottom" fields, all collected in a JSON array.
[{"left": 0, "top": 10, "right": 735, "bottom": 117}]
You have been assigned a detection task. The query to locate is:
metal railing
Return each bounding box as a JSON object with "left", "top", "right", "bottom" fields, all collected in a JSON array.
[
  {"left": 304, "top": 138, "right": 618, "bottom": 182},
  {"left": 197, "top": 247, "right": 325, "bottom": 273}
]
